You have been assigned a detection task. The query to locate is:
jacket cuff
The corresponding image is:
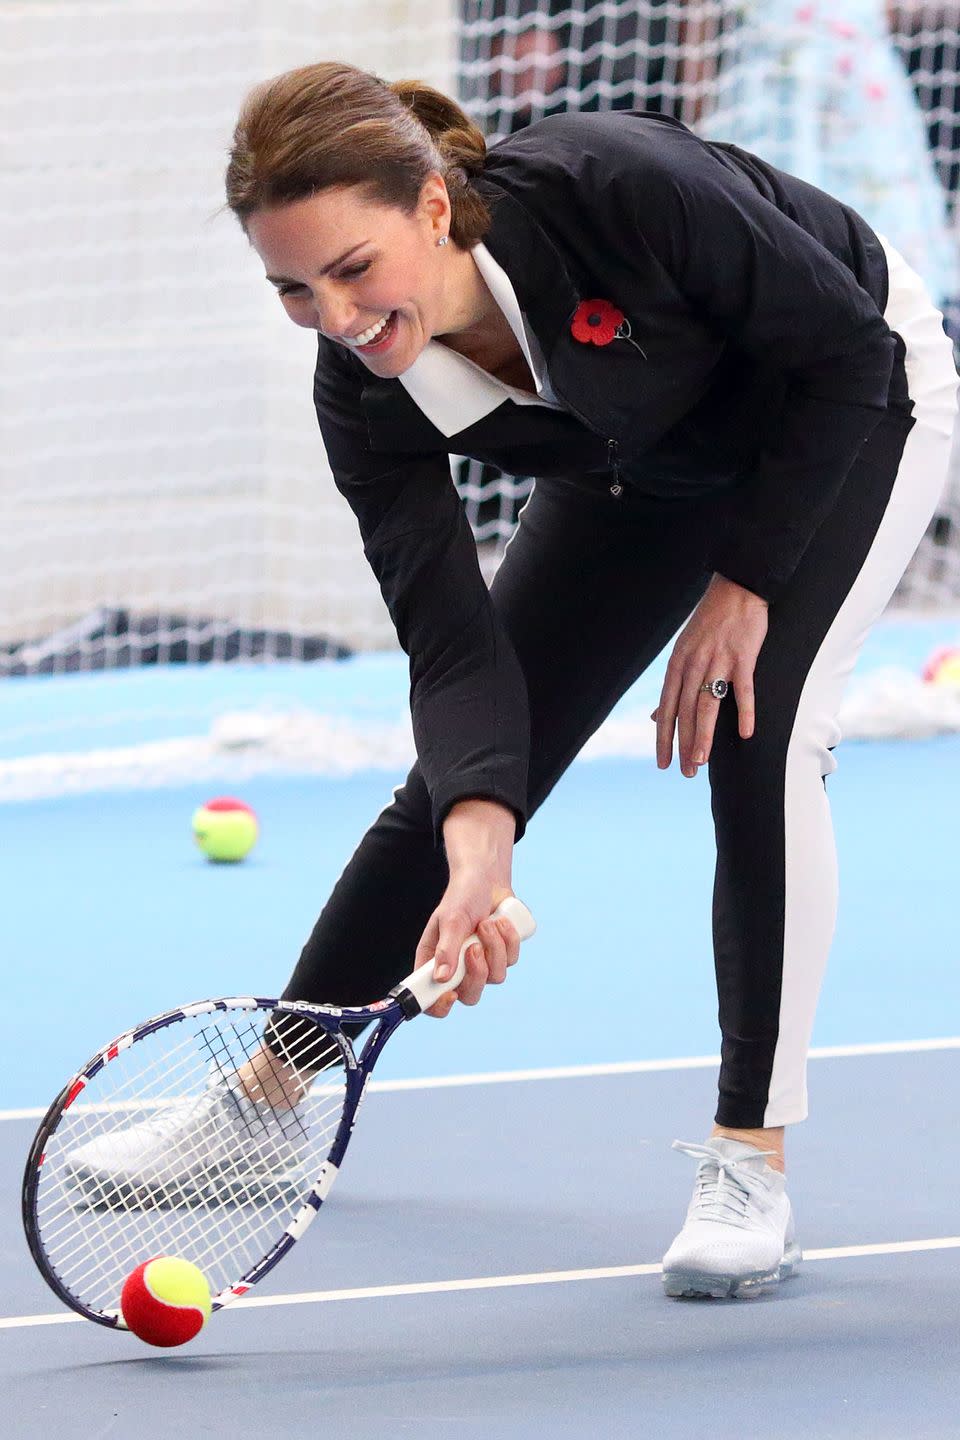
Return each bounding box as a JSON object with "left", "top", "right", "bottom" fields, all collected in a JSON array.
[
  {"left": 431, "top": 781, "right": 527, "bottom": 849},
  {"left": 711, "top": 535, "right": 788, "bottom": 604}
]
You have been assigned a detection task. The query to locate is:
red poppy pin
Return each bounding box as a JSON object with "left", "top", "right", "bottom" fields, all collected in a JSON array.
[{"left": 571, "top": 299, "right": 647, "bottom": 357}]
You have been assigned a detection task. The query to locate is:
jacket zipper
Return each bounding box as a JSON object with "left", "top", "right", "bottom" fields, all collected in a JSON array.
[
  {"left": 607, "top": 438, "right": 623, "bottom": 498},
  {"left": 546, "top": 374, "right": 624, "bottom": 501}
]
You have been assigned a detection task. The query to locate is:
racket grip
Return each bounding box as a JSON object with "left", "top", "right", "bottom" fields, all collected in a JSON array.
[{"left": 400, "top": 897, "right": 536, "bottom": 1014}]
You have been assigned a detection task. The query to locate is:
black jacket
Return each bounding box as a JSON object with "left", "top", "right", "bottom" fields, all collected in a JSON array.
[{"left": 312, "top": 109, "right": 903, "bottom": 842}]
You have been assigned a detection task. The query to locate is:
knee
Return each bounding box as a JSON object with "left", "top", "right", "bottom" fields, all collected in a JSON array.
[
  {"left": 792, "top": 707, "right": 842, "bottom": 781},
  {"left": 709, "top": 700, "right": 841, "bottom": 793},
  {"left": 374, "top": 764, "right": 432, "bottom": 834}
]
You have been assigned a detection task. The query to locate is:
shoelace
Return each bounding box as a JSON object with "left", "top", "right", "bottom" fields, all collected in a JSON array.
[
  {"left": 121, "top": 1066, "right": 251, "bottom": 1139},
  {"left": 128, "top": 1091, "right": 211, "bottom": 1140},
  {"left": 118, "top": 1085, "right": 299, "bottom": 1149},
  {"left": 672, "top": 1140, "right": 777, "bottom": 1229}
]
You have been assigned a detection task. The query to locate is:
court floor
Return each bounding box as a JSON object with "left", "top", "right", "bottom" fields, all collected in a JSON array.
[
  {"left": 3, "top": 1051, "right": 959, "bottom": 1439},
  {"left": 1, "top": 619, "right": 958, "bottom": 1437}
]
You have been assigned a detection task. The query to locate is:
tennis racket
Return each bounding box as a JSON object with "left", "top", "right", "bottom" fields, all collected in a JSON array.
[{"left": 22, "top": 896, "right": 535, "bottom": 1330}]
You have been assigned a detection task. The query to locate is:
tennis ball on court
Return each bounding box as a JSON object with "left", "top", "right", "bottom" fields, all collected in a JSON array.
[
  {"left": 921, "top": 645, "right": 960, "bottom": 687},
  {"left": 120, "top": 1255, "right": 212, "bottom": 1347},
  {"left": 192, "top": 795, "right": 258, "bottom": 862}
]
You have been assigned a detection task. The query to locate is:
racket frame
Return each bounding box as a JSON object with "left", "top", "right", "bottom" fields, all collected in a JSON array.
[
  {"left": 22, "top": 993, "right": 407, "bottom": 1329},
  {"left": 22, "top": 896, "right": 535, "bottom": 1330}
]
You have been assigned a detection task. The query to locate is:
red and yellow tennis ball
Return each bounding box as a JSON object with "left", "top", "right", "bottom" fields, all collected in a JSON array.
[
  {"left": 922, "top": 645, "right": 960, "bottom": 688},
  {"left": 120, "top": 1256, "right": 212, "bottom": 1347},
  {"left": 191, "top": 795, "right": 258, "bottom": 862}
]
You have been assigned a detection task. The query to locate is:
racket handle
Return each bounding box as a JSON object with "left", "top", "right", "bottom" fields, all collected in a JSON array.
[{"left": 399, "top": 896, "right": 536, "bottom": 1015}]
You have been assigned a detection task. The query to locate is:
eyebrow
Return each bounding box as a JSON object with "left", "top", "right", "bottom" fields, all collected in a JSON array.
[{"left": 266, "top": 242, "right": 370, "bottom": 287}]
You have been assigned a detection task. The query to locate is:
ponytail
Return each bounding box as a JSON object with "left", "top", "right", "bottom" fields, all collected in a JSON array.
[
  {"left": 226, "top": 63, "right": 494, "bottom": 249},
  {"left": 388, "top": 78, "right": 491, "bottom": 248}
]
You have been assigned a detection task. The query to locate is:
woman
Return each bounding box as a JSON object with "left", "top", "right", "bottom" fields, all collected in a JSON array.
[{"left": 98, "top": 61, "right": 958, "bottom": 1300}]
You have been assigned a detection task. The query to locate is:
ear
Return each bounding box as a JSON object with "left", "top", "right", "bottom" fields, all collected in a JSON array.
[{"left": 418, "top": 171, "right": 451, "bottom": 238}]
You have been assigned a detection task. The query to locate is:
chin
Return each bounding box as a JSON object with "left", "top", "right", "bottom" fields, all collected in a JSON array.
[{"left": 370, "top": 340, "right": 424, "bottom": 377}]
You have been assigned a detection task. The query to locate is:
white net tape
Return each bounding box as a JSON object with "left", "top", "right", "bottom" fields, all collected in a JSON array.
[{"left": 32, "top": 1009, "right": 347, "bottom": 1316}]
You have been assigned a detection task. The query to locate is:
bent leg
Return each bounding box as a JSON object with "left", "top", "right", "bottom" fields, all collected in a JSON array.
[{"left": 710, "top": 404, "right": 954, "bottom": 1128}]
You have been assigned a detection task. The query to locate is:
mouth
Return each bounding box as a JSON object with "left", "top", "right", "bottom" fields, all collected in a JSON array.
[{"left": 343, "top": 311, "right": 399, "bottom": 354}]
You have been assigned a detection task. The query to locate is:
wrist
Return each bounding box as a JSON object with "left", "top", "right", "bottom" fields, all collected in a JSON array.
[
  {"left": 442, "top": 797, "right": 516, "bottom": 874},
  {"left": 710, "top": 572, "right": 768, "bottom": 608}
]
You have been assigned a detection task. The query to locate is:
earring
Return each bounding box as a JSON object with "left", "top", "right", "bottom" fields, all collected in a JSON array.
[{"left": 436, "top": 235, "right": 449, "bottom": 247}]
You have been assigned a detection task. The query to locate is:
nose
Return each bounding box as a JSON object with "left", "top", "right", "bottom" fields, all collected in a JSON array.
[{"left": 312, "top": 290, "right": 359, "bottom": 340}]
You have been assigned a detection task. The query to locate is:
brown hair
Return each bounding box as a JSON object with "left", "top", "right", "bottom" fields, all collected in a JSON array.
[{"left": 225, "top": 62, "right": 493, "bottom": 248}]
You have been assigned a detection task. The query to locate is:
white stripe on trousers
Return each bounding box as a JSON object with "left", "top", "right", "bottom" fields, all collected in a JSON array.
[{"left": 765, "top": 238, "right": 959, "bottom": 1126}]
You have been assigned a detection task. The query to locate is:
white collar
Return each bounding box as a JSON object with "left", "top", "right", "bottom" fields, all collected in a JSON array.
[{"left": 396, "top": 242, "right": 561, "bottom": 438}]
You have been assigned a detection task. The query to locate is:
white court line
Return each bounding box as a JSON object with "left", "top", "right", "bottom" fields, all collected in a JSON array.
[
  {"left": 2, "top": 1036, "right": 958, "bottom": 1122},
  {"left": 3, "top": 1236, "right": 959, "bottom": 1332}
]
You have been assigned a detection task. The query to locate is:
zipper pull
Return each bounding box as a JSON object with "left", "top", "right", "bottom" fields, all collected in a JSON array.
[{"left": 608, "top": 439, "right": 623, "bottom": 498}]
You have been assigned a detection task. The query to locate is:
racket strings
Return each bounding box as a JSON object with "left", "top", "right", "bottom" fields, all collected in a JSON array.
[
  {"left": 58, "top": 1151, "right": 294, "bottom": 1311},
  {"left": 46, "top": 1086, "right": 301, "bottom": 1275},
  {"left": 38, "top": 1016, "right": 336, "bottom": 1199},
  {"left": 43, "top": 1068, "right": 345, "bottom": 1309},
  {"left": 33, "top": 1010, "right": 349, "bottom": 1315},
  {"left": 265, "top": 1009, "right": 345, "bottom": 1082}
]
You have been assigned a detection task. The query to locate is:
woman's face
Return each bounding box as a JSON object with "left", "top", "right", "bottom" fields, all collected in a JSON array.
[{"left": 247, "top": 174, "right": 479, "bottom": 376}]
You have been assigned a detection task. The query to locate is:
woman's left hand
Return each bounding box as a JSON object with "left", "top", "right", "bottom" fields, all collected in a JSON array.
[{"left": 654, "top": 574, "right": 769, "bottom": 777}]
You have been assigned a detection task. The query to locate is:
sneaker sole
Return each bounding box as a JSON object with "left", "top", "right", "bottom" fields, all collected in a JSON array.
[{"left": 662, "top": 1241, "right": 802, "bottom": 1299}]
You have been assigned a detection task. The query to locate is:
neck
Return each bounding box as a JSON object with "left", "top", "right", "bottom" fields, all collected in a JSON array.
[{"left": 436, "top": 248, "right": 502, "bottom": 351}]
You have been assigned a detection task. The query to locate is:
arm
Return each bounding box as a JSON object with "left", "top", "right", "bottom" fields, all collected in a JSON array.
[
  {"left": 314, "top": 340, "right": 527, "bottom": 1011},
  {"left": 420, "top": 796, "right": 521, "bottom": 1015},
  {"left": 599, "top": 124, "right": 895, "bottom": 772},
  {"left": 886, "top": 2, "right": 960, "bottom": 31},
  {"left": 677, "top": 3, "right": 722, "bottom": 129},
  {"left": 313, "top": 339, "right": 530, "bottom": 846},
  {"left": 620, "top": 127, "right": 897, "bottom": 601}
]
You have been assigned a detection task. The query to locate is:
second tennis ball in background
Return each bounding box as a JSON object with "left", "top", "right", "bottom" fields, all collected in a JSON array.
[
  {"left": 922, "top": 645, "right": 960, "bottom": 687},
  {"left": 192, "top": 796, "right": 259, "bottom": 862}
]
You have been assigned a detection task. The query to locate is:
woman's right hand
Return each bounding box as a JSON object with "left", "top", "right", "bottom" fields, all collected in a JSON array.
[{"left": 413, "top": 798, "right": 519, "bottom": 1018}]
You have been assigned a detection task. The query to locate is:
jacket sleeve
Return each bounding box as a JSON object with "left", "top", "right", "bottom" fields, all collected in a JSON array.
[
  {"left": 623, "top": 130, "right": 897, "bottom": 601},
  {"left": 313, "top": 337, "right": 530, "bottom": 844}
]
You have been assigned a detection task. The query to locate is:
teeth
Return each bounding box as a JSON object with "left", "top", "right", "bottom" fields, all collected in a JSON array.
[{"left": 344, "top": 314, "right": 392, "bottom": 347}]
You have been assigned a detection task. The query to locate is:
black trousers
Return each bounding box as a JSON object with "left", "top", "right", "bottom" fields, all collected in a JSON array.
[{"left": 278, "top": 385, "right": 953, "bottom": 1127}]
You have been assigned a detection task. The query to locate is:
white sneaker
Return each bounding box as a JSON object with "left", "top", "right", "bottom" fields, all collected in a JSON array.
[
  {"left": 661, "top": 1137, "right": 802, "bottom": 1298},
  {"left": 64, "top": 1081, "right": 310, "bottom": 1208}
]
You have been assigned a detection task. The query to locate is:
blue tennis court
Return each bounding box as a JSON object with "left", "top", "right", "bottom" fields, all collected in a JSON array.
[{"left": 2, "top": 615, "right": 959, "bottom": 1438}]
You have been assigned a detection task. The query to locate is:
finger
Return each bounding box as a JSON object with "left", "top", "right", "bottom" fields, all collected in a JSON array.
[
  {"left": 456, "top": 941, "right": 489, "bottom": 1007},
  {"left": 478, "top": 917, "right": 508, "bottom": 985},
  {"left": 735, "top": 669, "right": 756, "bottom": 740},
  {"left": 692, "top": 683, "right": 724, "bottom": 767},
  {"left": 677, "top": 671, "right": 703, "bottom": 777},
  {"left": 498, "top": 916, "right": 521, "bottom": 968},
  {"left": 425, "top": 990, "right": 458, "bottom": 1020},
  {"left": 431, "top": 907, "right": 474, "bottom": 982},
  {"left": 656, "top": 664, "right": 683, "bottom": 769},
  {"left": 413, "top": 913, "right": 441, "bottom": 972}
]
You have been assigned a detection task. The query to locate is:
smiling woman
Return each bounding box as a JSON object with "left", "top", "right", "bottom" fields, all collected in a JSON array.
[
  {"left": 226, "top": 66, "right": 510, "bottom": 376},
  {"left": 213, "top": 60, "right": 960, "bottom": 1303},
  {"left": 244, "top": 182, "right": 491, "bottom": 371}
]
